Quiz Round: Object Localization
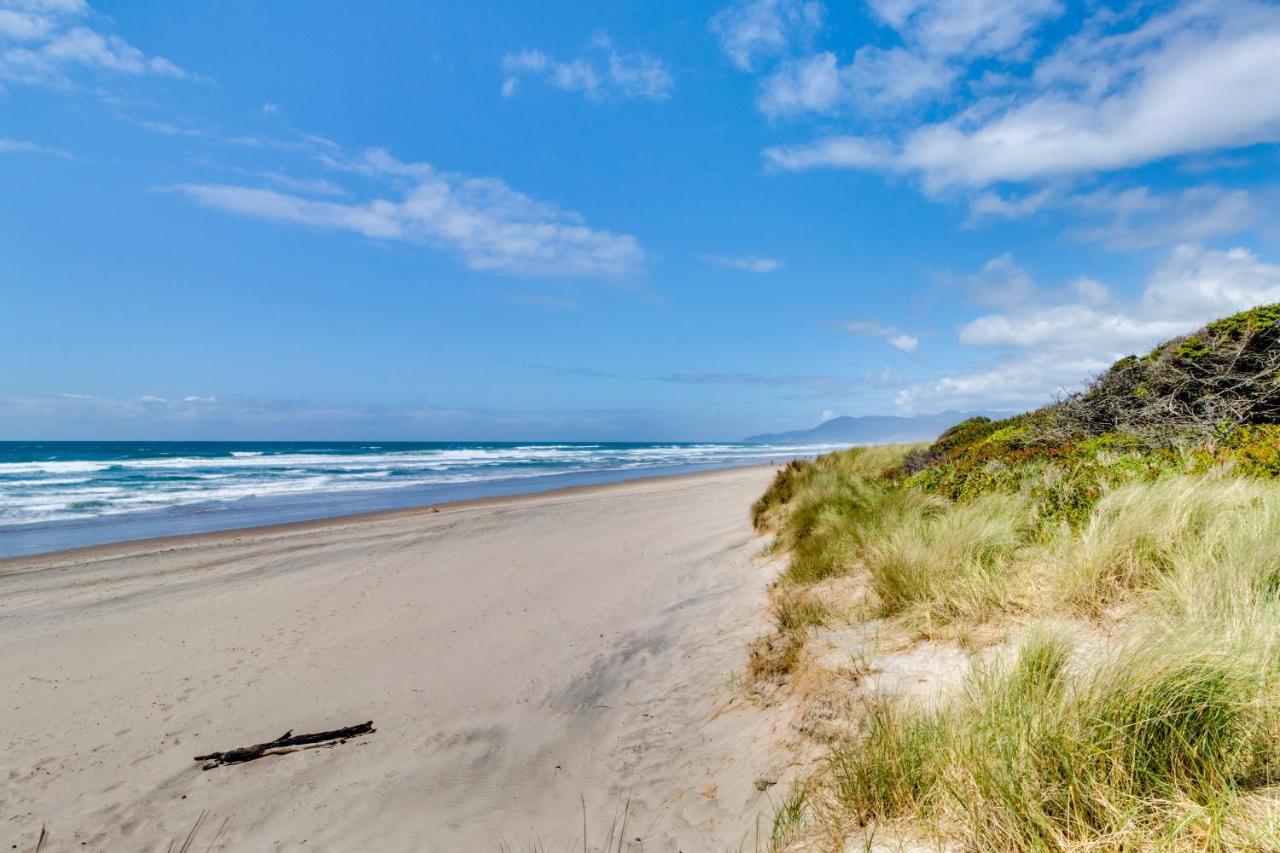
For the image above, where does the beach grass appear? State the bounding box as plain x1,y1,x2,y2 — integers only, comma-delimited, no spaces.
756,447,1280,847
750,304,1280,850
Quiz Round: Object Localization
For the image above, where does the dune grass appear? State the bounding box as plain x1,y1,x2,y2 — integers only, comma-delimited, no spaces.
750,446,930,681
754,307,1280,848
756,444,1280,846
832,626,1280,850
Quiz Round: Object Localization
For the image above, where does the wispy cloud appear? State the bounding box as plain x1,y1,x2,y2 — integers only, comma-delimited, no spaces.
757,47,952,118
654,370,901,401
501,33,673,102
969,183,1275,250
1063,185,1272,250
710,0,824,71
699,253,782,273
0,0,193,88
0,135,71,157
533,365,893,399
263,170,348,197
0,392,722,441
843,320,920,353
171,146,644,277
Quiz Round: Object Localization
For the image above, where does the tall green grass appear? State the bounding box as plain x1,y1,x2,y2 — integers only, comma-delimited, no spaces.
1052,476,1279,615
758,443,1280,848
833,630,1280,850
864,492,1027,629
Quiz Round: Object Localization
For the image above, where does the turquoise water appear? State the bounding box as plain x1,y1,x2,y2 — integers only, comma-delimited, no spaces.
0,440,839,558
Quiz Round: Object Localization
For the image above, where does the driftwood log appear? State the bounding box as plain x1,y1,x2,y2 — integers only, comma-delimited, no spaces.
194,721,375,770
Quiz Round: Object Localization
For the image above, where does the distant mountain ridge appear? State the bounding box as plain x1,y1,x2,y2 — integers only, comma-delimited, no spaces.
744,411,1000,445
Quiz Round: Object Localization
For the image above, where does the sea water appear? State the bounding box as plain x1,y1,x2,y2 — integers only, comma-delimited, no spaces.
0,440,840,558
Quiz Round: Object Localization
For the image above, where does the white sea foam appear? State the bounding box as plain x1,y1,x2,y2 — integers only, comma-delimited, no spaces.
0,442,848,529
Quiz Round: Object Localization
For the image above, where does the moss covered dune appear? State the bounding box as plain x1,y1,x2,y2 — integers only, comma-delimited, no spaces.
753,305,1280,851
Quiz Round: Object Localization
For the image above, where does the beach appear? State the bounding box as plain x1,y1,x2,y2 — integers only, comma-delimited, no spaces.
1,465,789,851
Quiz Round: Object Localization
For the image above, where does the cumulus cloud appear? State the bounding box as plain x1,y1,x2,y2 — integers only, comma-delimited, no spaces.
501,33,672,102
171,147,644,278
700,253,782,273
0,0,191,87
710,0,824,71
763,1,1280,191
844,320,920,353
896,245,1280,412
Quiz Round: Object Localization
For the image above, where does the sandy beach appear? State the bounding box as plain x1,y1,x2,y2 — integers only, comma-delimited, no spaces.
1,465,790,852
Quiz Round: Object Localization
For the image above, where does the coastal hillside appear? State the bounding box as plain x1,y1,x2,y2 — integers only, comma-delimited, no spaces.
751,305,1280,851
743,411,996,445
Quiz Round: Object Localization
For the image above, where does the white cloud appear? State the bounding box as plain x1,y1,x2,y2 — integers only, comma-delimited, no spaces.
261,102,279,114
500,34,672,102
1066,185,1269,250
765,134,893,170
133,118,204,137
764,1,1280,191
739,0,1056,119
964,252,1038,307
757,46,953,118
172,147,644,278
263,170,348,197
896,245,1280,412
888,334,919,353
700,253,782,273
867,0,1061,59
0,1,190,87
0,135,70,157
969,182,1274,250
1143,244,1280,318
710,0,824,71
968,187,1055,220
844,319,920,353
757,52,840,115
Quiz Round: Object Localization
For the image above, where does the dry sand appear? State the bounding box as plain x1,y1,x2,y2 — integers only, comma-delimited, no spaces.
1,466,794,852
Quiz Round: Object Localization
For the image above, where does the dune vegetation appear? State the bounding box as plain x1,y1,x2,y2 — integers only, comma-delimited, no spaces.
753,305,1280,850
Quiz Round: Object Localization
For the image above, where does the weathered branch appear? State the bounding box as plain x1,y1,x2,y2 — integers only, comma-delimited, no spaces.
194,721,375,770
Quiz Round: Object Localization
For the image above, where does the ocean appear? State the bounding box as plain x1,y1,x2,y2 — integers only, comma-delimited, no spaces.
0,440,841,559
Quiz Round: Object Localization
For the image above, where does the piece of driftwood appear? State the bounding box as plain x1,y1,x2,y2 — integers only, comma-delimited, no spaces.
194,721,374,770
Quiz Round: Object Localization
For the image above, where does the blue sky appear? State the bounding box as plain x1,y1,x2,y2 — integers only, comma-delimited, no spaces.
3,0,1280,440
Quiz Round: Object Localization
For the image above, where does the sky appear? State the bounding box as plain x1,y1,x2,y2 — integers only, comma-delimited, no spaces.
3,0,1280,441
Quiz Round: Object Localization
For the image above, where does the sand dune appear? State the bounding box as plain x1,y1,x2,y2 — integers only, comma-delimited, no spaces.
1,466,792,852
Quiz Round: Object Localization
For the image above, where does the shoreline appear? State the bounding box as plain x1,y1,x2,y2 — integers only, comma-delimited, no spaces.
0,463,788,850
0,460,778,569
